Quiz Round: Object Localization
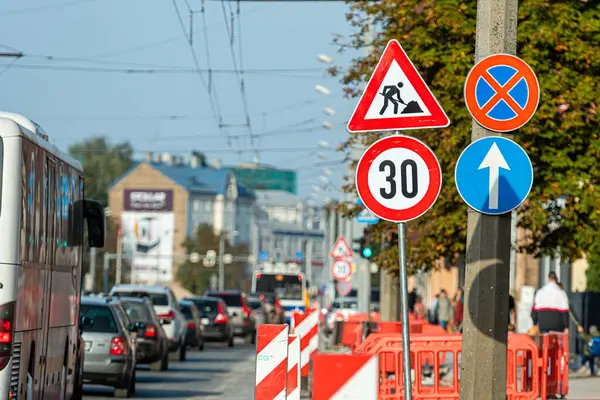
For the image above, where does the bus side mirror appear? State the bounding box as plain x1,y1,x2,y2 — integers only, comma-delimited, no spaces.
84,200,105,248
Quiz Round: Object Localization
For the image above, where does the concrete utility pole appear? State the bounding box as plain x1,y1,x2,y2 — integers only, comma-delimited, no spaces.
460,0,518,399
218,234,226,291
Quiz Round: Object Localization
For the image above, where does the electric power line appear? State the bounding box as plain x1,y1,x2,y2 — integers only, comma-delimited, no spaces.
1,0,97,16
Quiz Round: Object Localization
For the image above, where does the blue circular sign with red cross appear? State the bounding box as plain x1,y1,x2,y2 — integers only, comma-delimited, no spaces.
464,54,540,133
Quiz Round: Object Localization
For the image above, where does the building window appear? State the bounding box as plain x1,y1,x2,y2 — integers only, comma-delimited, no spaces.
193,199,201,211
204,200,212,212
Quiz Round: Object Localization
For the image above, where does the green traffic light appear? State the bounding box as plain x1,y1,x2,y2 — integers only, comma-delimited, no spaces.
362,247,373,258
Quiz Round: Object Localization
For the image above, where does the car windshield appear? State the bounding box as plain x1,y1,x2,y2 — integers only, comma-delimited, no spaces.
80,304,118,333
189,299,219,318
121,301,153,322
209,293,242,307
113,291,169,306
248,299,262,310
331,300,358,310
180,304,194,319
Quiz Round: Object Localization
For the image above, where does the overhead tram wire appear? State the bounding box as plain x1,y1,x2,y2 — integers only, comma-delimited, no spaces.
220,0,257,161
71,146,334,155
34,98,320,121
81,5,263,59
1,0,98,16
170,0,225,133
0,62,324,76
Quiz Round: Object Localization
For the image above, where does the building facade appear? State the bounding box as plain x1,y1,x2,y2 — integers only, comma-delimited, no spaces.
108,153,255,284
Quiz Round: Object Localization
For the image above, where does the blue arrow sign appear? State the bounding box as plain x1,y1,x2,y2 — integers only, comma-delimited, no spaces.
455,136,533,215
258,251,269,262
356,199,379,224
296,251,304,260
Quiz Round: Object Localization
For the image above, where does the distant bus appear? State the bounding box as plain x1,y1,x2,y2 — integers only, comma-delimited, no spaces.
251,271,306,324
0,113,105,400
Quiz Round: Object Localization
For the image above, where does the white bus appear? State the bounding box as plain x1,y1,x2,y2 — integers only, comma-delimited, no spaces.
251,263,307,325
0,113,105,400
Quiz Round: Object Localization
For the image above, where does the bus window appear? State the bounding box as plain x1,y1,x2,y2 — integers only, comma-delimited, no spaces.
255,274,303,300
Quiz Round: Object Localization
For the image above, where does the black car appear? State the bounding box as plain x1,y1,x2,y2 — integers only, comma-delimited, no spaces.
184,296,234,347
117,296,170,371
204,290,256,342
179,300,205,350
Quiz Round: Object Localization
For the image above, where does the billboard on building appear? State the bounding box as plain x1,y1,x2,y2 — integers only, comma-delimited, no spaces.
121,189,174,283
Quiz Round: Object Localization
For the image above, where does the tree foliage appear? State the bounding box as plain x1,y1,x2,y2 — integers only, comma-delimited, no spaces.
69,136,134,206
335,0,600,275
586,235,600,293
177,225,249,294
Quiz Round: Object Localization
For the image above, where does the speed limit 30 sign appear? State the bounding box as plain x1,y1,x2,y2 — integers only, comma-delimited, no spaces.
356,135,442,223
331,258,352,281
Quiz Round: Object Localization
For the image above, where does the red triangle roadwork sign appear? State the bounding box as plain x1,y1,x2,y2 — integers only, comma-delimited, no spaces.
329,236,353,259
347,39,450,133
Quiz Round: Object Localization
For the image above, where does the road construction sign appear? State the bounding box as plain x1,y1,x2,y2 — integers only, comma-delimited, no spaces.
347,39,450,133
329,236,353,259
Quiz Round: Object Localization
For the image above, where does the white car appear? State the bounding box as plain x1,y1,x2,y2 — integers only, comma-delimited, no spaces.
110,284,188,361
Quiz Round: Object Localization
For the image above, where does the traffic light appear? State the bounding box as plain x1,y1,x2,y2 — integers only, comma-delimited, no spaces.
359,228,373,259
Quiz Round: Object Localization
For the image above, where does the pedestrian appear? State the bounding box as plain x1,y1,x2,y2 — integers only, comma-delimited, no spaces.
453,288,464,333
576,325,600,376
531,272,570,334
430,293,440,324
508,294,516,332
408,288,417,313
414,295,426,320
436,289,453,331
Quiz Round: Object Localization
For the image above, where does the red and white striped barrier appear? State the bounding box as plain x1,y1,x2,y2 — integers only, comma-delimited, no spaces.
286,334,301,400
292,308,319,376
311,353,379,400
255,324,289,400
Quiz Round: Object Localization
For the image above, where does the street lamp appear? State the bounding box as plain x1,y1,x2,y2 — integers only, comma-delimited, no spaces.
322,121,333,129
317,54,333,64
219,230,239,290
324,107,336,116
317,140,329,148
314,85,330,95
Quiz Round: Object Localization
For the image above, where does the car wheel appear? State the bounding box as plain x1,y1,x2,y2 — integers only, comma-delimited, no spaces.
130,371,136,396
179,339,186,361
160,350,169,371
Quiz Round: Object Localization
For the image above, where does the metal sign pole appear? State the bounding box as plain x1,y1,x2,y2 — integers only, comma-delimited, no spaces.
398,222,413,399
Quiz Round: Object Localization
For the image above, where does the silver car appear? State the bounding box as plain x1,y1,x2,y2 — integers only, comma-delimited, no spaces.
80,296,140,398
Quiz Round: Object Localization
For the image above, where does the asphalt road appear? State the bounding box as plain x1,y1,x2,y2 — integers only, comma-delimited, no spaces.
83,339,256,400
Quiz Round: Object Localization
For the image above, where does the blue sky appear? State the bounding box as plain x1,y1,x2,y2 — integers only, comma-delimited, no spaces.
0,0,361,199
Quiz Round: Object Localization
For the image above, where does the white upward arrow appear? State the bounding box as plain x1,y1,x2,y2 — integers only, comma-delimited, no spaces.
478,142,510,210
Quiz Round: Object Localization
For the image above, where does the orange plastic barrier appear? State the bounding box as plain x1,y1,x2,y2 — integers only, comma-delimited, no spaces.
539,333,569,399
353,333,547,400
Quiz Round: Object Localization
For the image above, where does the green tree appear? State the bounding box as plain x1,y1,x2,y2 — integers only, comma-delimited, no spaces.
177,225,249,294
335,0,600,275
69,136,134,206
586,236,600,292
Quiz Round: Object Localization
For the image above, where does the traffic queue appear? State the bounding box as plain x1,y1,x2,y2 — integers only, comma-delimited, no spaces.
77,284,283,398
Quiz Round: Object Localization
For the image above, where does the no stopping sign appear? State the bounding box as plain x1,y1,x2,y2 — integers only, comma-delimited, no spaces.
356,135,442,223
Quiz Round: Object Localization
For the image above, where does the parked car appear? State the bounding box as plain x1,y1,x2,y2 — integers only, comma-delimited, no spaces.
110,284,188,361
179,300,205,350
247,295,268,326
184,296,234,347
254,292,284,324
204,290,256,343
116,296,170,371
79,296,140,398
